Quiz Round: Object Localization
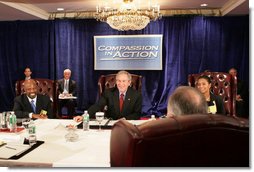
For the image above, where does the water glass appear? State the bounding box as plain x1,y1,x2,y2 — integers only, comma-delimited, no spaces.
65,127,79,142
22,118,31,129
0,113,3,129
95,112,104,131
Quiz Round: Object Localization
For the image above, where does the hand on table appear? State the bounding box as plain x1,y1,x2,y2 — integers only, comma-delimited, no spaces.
73,116,83,122
32,114,48,119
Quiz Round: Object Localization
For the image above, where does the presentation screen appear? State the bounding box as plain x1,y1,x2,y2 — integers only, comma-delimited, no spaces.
94,35,163,70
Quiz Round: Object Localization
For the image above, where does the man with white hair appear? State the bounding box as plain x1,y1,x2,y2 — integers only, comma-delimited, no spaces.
57,69,77,118
167,86,208,117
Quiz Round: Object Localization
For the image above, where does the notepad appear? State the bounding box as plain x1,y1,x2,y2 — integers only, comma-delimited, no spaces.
58,94,77,99
208,101,217,114
0,144,30,159
0,140,6,146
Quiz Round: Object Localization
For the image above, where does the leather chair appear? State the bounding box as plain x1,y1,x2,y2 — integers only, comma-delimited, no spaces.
188,72,237,116
55,81,77,119
110,114,249,167
15,78,57,118
97,73,142,97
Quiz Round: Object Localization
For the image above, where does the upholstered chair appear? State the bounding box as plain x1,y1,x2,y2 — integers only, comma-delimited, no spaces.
97,73,142,97
110,114,249,167
188,72,237,116
15,78,57,118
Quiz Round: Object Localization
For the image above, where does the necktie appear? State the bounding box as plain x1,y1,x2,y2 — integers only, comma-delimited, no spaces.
64,80,68,92
31,100,36,113
119,94,124,112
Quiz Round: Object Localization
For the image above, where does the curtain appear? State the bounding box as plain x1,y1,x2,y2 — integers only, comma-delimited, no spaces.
0,16,249,116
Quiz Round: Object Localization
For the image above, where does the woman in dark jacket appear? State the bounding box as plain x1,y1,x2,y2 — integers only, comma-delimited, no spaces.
196,75,225,115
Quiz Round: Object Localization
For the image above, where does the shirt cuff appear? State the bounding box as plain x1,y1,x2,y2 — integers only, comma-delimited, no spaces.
29,113,33,118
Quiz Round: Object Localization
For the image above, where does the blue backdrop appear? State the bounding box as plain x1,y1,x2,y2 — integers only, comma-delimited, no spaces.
0,16,249,117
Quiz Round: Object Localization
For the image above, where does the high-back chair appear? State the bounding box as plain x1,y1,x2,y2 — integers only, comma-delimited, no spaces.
97,73,142,97
110,114,249,167
188,72,237,116
15,78,57,118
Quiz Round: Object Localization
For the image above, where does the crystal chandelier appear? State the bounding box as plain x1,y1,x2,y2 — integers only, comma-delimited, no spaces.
94,0,161,31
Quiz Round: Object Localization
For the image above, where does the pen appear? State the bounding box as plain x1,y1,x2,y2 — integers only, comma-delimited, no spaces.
105,118,112,126
0,143,6,147
5,146,16,150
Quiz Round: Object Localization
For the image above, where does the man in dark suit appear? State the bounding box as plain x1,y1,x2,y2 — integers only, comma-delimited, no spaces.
57,68,77,117
228,68,248,118
24,67,32,80
74,71,142,121
13,79,53,119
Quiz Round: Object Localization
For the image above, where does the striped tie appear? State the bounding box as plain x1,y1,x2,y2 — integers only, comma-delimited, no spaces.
31,100,36,113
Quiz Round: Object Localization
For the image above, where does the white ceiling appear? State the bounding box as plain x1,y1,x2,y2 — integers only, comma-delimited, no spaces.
0,0,249,21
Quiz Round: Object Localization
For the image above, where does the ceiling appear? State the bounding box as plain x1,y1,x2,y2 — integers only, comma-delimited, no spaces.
0,0,249,21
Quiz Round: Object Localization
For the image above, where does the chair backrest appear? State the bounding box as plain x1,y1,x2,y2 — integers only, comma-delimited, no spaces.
15,78,57,117
110,114,249,167
188,72,237,116
97,74,142,97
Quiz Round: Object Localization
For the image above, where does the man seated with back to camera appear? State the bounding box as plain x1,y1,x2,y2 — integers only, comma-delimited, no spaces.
13,79,53,119
74,70,142,121
166,86,208,117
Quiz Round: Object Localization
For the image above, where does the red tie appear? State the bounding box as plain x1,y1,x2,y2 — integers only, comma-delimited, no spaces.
119,93,124,112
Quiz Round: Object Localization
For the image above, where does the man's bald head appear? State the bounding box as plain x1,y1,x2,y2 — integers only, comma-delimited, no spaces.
167,86,207,116
24,79,38,99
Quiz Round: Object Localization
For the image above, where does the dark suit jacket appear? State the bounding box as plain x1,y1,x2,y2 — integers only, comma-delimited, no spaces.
208,93,226,115
88,87,142,120
57,79,77,96
237,79,247,101
13,94,53,118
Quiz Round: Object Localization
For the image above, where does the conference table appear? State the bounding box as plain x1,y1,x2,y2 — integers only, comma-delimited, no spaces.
0,118,147,167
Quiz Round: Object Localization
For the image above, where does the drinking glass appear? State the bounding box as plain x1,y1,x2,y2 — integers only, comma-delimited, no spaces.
5,111,11,129
0,113,3,129
95,112,104,131
65,127,79,142
22,118,31,129
0,112,8,129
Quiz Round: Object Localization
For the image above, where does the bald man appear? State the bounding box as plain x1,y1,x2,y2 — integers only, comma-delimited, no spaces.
167,86,208,117
13,79,53,119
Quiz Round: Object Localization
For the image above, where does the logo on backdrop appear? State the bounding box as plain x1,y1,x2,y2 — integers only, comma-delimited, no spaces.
94,35,163,70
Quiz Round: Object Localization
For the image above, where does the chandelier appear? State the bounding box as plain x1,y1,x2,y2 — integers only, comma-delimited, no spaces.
94,0,161,31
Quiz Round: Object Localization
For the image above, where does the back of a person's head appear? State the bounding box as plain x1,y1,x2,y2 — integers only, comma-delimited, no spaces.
167,86,207,115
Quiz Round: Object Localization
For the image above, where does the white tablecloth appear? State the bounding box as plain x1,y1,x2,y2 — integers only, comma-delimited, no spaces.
0,119,111,167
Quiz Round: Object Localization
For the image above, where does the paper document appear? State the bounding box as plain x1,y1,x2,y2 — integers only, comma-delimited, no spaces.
58,94,77,99
0,144,30,159
102,120,148,126
89,119,110,126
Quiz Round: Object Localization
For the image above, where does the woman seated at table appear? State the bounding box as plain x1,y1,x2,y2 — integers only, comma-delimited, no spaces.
196,75,225,115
